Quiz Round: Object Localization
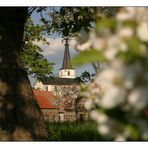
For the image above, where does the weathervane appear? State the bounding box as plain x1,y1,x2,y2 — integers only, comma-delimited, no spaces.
62,36,70,47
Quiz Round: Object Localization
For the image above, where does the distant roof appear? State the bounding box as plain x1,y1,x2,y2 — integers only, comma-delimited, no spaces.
41,77,78,85
33,89,58,109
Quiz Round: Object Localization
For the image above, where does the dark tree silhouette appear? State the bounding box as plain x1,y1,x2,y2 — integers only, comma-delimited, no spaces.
0,7,47,141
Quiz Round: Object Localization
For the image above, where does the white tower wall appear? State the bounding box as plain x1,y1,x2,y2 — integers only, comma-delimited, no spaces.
59,69,75,78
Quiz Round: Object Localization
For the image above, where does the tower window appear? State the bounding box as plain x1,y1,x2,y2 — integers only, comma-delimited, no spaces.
68,71,70,76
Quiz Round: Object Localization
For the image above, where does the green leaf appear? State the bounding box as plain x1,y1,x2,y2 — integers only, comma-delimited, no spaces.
125,124,140,140
96,18,116,33
122,20,137,28
117,37,141,63
71,49,107,66
21,17,54,79
127,37,140,53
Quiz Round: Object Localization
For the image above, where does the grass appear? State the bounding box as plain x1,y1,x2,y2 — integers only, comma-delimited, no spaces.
46,121,104,141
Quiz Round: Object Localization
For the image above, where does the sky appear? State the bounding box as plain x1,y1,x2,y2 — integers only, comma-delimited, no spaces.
34,37,94,76
29,8,95,86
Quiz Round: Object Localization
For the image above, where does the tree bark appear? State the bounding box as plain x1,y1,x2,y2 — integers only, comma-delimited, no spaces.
0,7,47,141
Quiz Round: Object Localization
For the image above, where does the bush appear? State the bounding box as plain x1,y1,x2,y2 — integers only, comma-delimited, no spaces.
46,121,104,141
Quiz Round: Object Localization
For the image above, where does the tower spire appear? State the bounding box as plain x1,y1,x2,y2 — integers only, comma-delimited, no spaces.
61,38,73,69
59,38,75,79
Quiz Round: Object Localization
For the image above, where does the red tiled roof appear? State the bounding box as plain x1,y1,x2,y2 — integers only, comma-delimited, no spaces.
33,89,56,99
33,89,59,109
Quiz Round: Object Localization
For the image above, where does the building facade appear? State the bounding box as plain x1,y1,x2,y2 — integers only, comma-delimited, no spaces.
34,39,76,92
34,39,88,122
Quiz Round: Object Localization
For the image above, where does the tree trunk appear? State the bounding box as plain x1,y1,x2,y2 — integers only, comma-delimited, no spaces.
0,7,47,141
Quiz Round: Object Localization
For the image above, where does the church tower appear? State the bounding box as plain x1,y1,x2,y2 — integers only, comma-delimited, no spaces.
59,39,75,79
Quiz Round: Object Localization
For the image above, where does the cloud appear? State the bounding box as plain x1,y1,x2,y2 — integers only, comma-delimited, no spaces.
33,37,94,77
34,37,77,57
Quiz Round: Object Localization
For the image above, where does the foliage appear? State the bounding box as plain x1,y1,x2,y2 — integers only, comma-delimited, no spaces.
20,18,54,80
21,7,119,79
75,71,95,83
73,7,148,141
54,84,79,110
48,7,97,38
46,121,103,141
42,7,119,39
71,49,107,66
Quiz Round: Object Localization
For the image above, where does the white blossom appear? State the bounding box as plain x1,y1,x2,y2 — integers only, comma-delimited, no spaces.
80,91,91,98
123,62,142,89
128,86,148,110
90,110,99,121
89,82,100,95
116,7,136,21
107,36,119,47
137,22,148,41
95,69,117,84
100,86,126,109
95,64,123,87
92,38,106,49
77,7,148,140
119,41,128,52
111,59,124,70
104,48,118,60
90,110,108,123
97,124,111,135
118,27,134,38
84,99,93,110
123,80,133,90
75,41,91,51
115,135,126,141
136,7,148,22
89,31,106,49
